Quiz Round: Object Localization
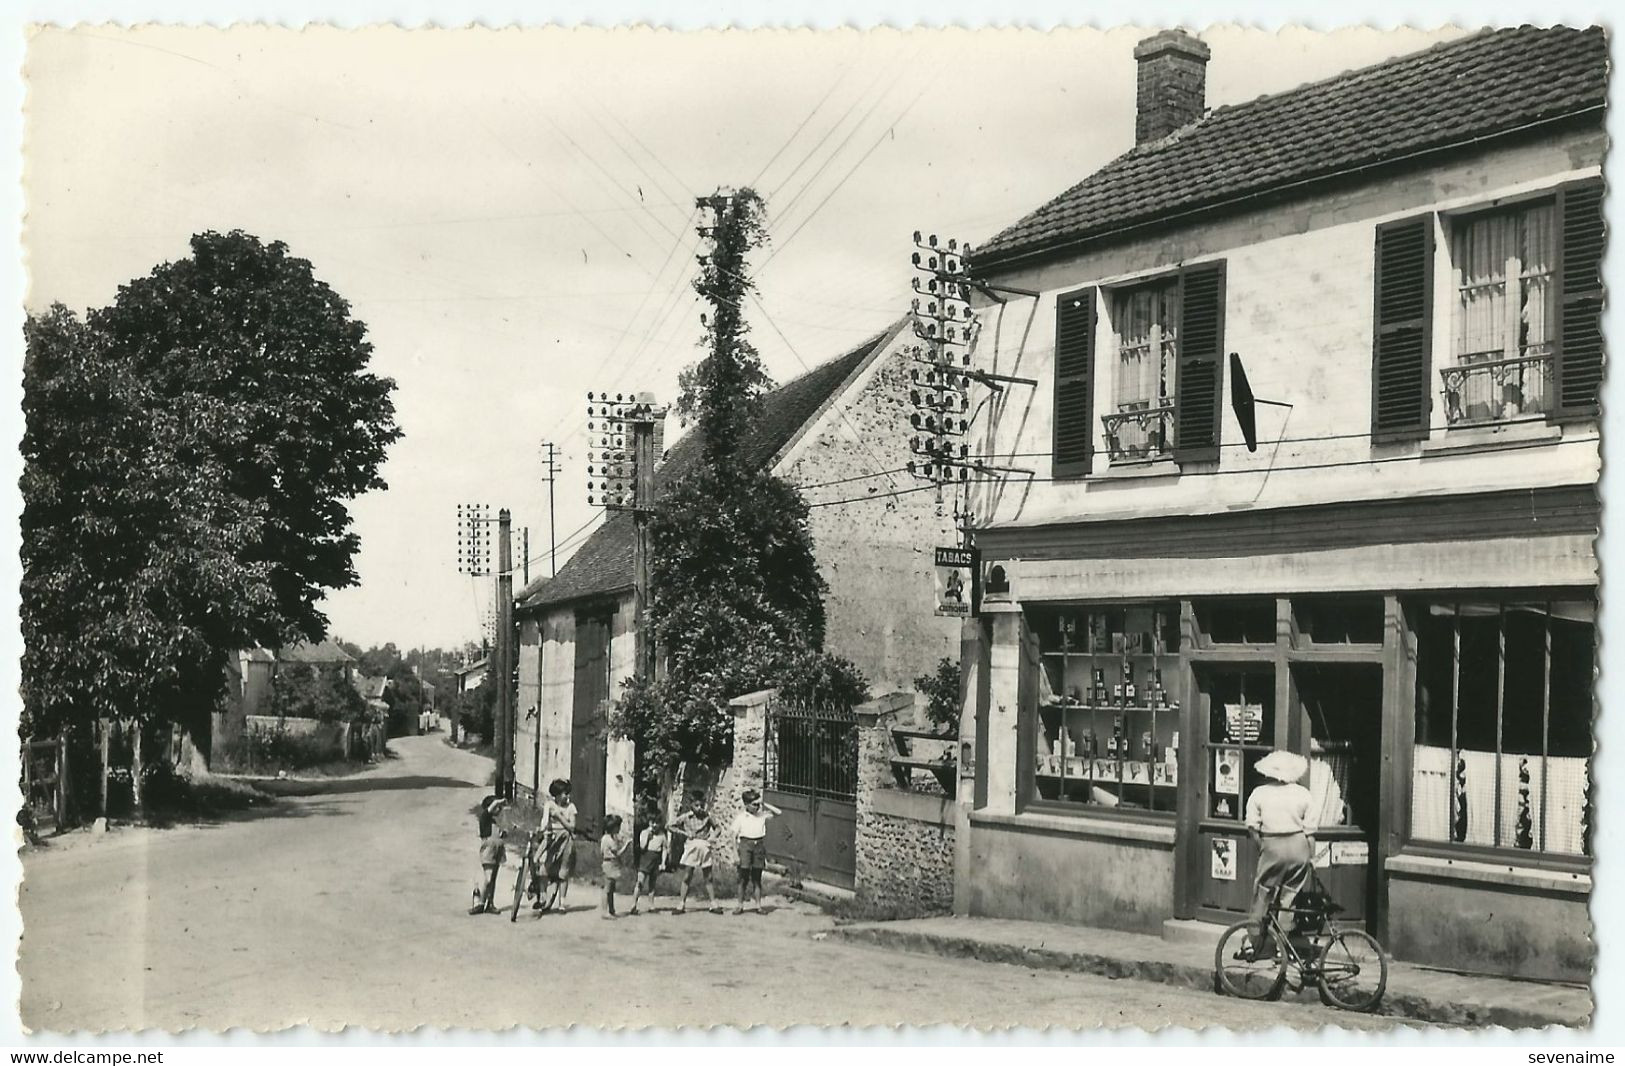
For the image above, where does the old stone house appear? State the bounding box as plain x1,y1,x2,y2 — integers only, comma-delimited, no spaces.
954,26,1603,981
511,318,959,837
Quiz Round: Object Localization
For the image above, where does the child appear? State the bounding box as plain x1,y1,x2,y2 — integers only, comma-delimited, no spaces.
599,815,629,918
673,792,720,914
732,788,782,914
628,815,669,916
537,778,579,913
468,794,507,915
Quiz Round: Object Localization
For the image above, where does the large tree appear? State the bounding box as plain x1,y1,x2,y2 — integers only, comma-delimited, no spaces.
20,231,400,749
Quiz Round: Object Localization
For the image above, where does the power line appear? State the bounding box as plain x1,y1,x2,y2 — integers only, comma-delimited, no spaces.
750,55,862,189
807,482,939,509
768,57,919,240
763,74,935,271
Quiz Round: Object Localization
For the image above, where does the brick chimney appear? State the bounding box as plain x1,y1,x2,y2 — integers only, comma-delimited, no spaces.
1134,29,1211,144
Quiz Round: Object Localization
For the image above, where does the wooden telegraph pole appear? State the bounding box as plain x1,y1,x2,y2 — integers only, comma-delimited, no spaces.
586,392,663,679
496,509,515,798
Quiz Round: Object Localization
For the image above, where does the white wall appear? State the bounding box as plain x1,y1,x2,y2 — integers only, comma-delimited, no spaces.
970,128,1605,537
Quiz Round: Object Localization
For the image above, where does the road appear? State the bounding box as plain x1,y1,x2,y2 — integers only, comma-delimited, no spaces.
19,734,1404,1033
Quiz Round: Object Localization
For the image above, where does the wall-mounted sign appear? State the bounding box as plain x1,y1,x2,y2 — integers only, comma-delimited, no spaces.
1329,840,1369,866
934,546,979,617
1210,837,1238,881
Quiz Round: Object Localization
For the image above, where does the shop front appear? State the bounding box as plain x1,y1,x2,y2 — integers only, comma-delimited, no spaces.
963,488,1596,982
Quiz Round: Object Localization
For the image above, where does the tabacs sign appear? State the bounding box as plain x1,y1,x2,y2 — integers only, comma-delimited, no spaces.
934,546,979,618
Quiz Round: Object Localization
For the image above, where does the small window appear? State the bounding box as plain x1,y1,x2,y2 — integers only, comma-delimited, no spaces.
1442,202,1557,427
1104,280,1179,462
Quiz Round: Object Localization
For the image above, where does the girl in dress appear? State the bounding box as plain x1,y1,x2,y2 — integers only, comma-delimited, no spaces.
536,778,578,913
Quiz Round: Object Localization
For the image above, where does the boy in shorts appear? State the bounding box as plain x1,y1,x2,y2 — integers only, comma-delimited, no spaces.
731,788,781,914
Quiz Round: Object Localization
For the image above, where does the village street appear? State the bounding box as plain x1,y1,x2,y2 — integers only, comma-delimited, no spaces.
17,734,1405,1034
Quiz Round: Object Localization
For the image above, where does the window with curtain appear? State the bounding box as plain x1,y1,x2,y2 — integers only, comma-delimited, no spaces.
1444,202,1556,426
1411,600,1594,857
1104,280,1179,461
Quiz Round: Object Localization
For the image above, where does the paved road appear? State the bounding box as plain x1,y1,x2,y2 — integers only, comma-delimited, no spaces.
19,735,1403,1033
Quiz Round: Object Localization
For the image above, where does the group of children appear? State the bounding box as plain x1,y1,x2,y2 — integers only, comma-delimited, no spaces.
474,781,783,919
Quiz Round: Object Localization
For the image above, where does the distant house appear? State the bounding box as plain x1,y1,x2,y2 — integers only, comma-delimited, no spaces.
512,319,959,833
453,658,488,695
207,639,358,770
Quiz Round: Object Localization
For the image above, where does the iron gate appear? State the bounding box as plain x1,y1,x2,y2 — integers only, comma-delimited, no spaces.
763,699,857,889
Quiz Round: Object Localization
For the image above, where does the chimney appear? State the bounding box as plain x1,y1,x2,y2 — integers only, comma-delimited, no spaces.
1134,29,1211,145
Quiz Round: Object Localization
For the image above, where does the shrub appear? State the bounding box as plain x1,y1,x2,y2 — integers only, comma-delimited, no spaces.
914,657,961,735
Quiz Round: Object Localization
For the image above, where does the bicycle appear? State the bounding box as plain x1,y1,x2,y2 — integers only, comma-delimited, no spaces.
1214,873,1389,1012
508,826,544,923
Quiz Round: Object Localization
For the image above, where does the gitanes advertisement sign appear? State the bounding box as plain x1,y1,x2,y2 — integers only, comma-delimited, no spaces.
933,546,979,618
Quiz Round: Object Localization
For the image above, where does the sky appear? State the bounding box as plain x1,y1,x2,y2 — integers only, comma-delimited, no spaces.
22,23,1470,650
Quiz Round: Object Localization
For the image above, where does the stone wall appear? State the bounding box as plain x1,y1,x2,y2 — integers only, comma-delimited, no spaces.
853,692,956,916
774,331,959,696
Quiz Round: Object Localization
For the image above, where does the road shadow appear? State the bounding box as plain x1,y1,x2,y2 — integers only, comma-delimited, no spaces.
253,774,480,798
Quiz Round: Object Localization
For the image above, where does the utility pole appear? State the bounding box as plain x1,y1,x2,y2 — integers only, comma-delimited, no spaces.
496,509,515,798
521,526,530,587
539,441,561,576
586,391,664,680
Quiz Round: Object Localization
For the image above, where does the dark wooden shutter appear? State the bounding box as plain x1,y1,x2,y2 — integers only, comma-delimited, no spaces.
1554,180,1605,419
1174,261,1226,463
1370,214,1434,442
1052,287,1096,479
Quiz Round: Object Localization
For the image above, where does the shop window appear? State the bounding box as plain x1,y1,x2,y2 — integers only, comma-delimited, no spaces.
1293,596,1384,646
1194,598,1277,645
1201,668,1275,823
1410,600,1594,857
1031,604,1182,814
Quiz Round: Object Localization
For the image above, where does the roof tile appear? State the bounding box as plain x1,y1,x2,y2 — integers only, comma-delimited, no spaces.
975,26,1607,268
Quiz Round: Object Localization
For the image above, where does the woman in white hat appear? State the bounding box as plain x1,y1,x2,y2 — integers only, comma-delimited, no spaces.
1244,750,1316,957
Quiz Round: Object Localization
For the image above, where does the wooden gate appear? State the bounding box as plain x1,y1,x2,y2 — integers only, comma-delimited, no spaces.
763,699,857,889
21,738,67,836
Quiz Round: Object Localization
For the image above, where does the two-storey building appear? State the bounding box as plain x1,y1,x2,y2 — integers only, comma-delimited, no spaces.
956,26,1604,982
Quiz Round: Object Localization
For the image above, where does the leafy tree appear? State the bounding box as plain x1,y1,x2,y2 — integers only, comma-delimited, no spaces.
20,231,400,758
358,642,402,679
88,230,400,644
20,305,275,744
267,663,368,724
611,188,865,786
383,663,425,735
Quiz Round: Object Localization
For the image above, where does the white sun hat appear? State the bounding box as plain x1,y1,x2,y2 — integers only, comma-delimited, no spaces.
1255,750,1309,783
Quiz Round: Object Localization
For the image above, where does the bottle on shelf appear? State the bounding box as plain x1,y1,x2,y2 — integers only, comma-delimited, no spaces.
1123,659,1137,707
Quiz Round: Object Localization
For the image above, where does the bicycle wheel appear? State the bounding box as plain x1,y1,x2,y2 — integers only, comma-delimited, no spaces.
1316,929,1388,1012
1215,919,1286,1001
509,851,531,923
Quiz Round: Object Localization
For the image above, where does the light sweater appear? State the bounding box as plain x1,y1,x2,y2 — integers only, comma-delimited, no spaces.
1245,782,1316,835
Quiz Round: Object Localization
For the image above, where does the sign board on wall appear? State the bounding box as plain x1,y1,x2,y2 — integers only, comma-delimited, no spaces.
934,546,979,617
1210,837,1238,881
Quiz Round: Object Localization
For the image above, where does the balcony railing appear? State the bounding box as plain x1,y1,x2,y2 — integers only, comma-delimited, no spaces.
1440,352,1553,428
1102,403,1176,463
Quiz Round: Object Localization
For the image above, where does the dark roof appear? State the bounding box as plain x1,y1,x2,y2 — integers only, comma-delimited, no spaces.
974,26,1608,269
519,326,894,612
272,639,355,665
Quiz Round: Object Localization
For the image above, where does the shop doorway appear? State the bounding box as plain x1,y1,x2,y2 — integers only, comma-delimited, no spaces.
1189,663,1279,924
1293,662,1383,926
